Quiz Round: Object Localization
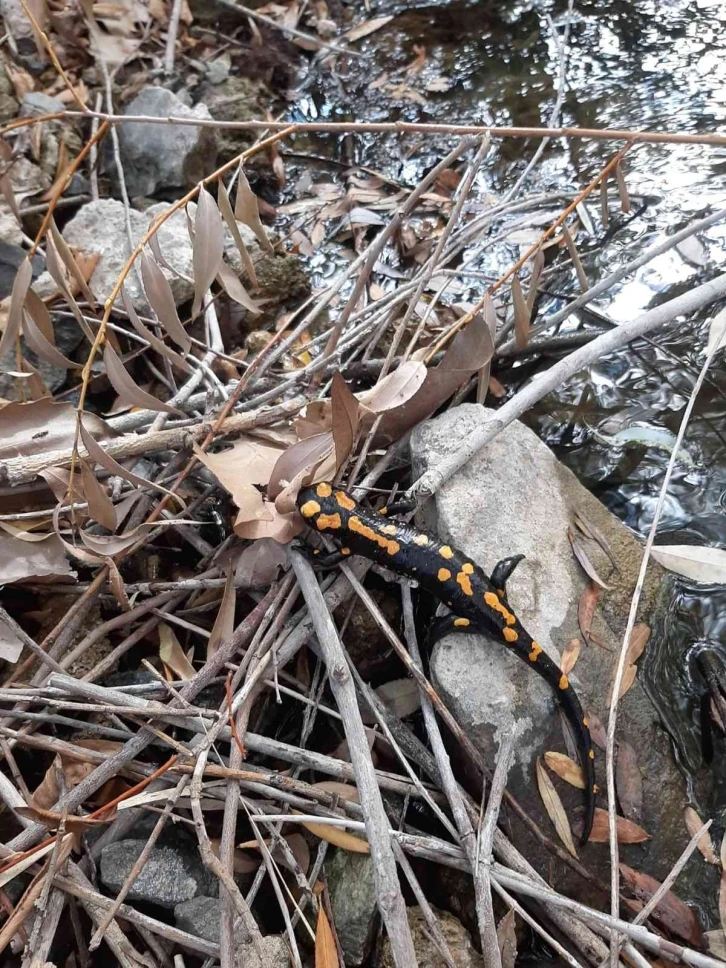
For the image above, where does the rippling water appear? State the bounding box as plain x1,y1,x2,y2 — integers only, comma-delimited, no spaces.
293,0,726,809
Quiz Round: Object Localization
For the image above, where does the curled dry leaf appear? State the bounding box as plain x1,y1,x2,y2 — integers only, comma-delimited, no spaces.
615,740,643,823
78,457,116,531
0,257,32,357
159,623,195,680
234,166,273,253
217,177,258,287
122,287,191,373
232,538,288,588
585,808,649,844
543,751,585,789
268,432,335,504
684,806,717,864
0,399,111,461
536,756,577,858
24,287,55,343
207,565,235,658
561,638,581,675
103,343,180,415
140,251,191,353
23,310,76,369
650,545,726,585
569,529,611,589
79,528,146,557
191,186,225,319
620,863,703,947
0,530,76,584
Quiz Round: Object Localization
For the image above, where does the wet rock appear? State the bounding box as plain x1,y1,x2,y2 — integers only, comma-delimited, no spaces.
33,198,264,313
254,255,311,307
175,896,220,944
100,839,217,908
410,404,687,898
379,905,483,968
325,849,377,965
117,86,217,197
199,75,268,161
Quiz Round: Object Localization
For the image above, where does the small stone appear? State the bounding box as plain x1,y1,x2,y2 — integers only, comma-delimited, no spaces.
326,849,377,966
100,840,217,908
379,905,483,968
175,896,220,944
205,54,231,86
117,86,218,197
20,91,66,116
0,63,18,124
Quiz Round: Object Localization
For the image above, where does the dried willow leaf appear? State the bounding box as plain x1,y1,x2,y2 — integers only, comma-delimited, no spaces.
79,457,116,530
561,639,581,676
526,249,545,313
569,530,611,589
122,287,191,372
544,751,585,789
159,622,195,679
315,903,338,968
49,218,95,307
578,582,599,643
650,544,726,584
561,224,588,291
0,529,76,583
607,664,637,707
191,187,225,319
234,166,273,253
299,782,369,853
684,807,717,864
103,343,180,414
625,624,650,666
511,275,530,350
107,557,131,611
331,372,360,467
620,864,702,946
0,257,32,357
496,909,517,968
44,237,95,343
207,565,235,659
600,174,609,228
217,261,262,314
586,808,649,844
78,529,141,557
615,162,631,214
615,740,643,823
140,251,190,352
14,805,111,832
24,287,54,343
22,310,76,368
218,177,258,287
536,757,577,857
268,433,334,502
342,14,393,41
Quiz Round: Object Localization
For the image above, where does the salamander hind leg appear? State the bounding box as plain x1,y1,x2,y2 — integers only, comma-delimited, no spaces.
426,614,479,650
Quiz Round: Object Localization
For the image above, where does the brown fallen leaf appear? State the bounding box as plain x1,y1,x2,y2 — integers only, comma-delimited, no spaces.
342,15,393,42
684,807,717,864
14,805,113,832
511,275,530,349
496,909,517,968
561,638,581,676
159,623,195,680
585,808,649,844
331,372,360,467
607,663,638,707
544,751,585,790
625,623,650,666
207,565,235,659
32,740,123,810
620,864,703,947
615,741,643,823
315,898,339,968
298,782,369,853
103,344,180,415
536,757,577,858
569,529,611,589
578,582,599,644
586,712,608,750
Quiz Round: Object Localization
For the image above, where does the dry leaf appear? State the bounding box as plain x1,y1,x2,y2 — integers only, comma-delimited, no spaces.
0,614,24,663
268,433,335,503
22,309,76,369
577,583,599,644
140,251,191,352
195,436,284,508
536,757,577,857
625,624,650,665
496,909,517,968
569,529,611,589
544,751,585,789
234,166,273,253
0,530,75,584
122,287,191,372
233,538,288,588
49,219,95,307
0,257,32,357
342,15,393,41
103,343,180,414
684,807,717,864
650,545,726,584
562,224,588,291
159,623,195,679
620,864,702,946
300,782,369,853
234,501,301,543
14,805,112,832
0,400,110,462
217,178,258,287
586,712,607,750
561,639,581,676
315,902,339,968
511,275,530,349
607,664,638,707
331,372,360,466
615,162,631,214
584,808,649,843
373,679,420,720
79,457,116,530
32,740,122,810
207,565,235,658
616,741,643,823
191,187,224,318
217,261,262,314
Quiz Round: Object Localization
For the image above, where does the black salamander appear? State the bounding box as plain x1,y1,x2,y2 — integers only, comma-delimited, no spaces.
296,481,596,845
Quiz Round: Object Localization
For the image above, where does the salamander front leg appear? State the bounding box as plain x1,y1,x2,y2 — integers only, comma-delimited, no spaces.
491,554,525,600
426,614,481,649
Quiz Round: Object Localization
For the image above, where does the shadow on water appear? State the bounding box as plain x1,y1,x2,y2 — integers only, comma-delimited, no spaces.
292,0,726,839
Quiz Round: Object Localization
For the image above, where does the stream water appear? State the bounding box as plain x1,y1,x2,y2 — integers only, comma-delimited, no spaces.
291,0,726,881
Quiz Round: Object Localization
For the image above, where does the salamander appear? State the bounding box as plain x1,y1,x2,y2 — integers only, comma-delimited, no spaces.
296,480,596,845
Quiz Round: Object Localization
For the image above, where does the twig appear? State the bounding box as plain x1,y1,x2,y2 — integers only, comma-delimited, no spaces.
164,0,185,74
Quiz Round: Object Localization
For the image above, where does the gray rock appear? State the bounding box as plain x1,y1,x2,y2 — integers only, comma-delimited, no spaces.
1,0,38,47
20,91,66,116
0,63,18,124
32,198,262,313
410,404,690,899
175,896,220,944
118,86,217,197
100,839,217,908
235,936,291,967
325,849,377,966
380,905,483,968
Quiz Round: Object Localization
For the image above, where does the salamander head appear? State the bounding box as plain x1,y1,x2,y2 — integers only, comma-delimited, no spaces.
296,482,357,532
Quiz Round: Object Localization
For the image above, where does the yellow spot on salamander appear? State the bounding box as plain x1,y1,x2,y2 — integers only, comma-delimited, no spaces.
592,784,599,794
381,523,398,535
334,490,356,511
454,618,470,627
316,482,332,498
379,506,388,516
341,547,351,555
413,533,429,546
503,627,518,643
300,500,321,518
588,749,595,759
461,562,474,574
456,571,473,596
559,674,569,690
528,641,542,662
440,545,454,559
583,716,589,728
483,590,516,625
348,515,400,556
317,513,342,531
438,568,451,582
